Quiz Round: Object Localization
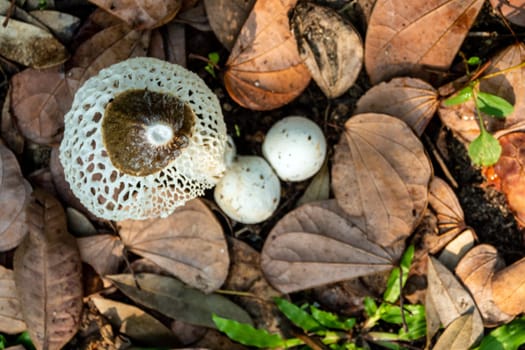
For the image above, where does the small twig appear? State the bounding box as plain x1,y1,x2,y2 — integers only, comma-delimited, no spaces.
422,134,459,188
2,0,16,27
121,246,141,289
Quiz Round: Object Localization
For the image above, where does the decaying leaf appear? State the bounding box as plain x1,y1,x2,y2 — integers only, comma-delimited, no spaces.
332,113,432,246
0,266,26,334
365,0,484,84
10,67,75,145
490,0,525,27
425,256,483,344
1,86,25,155
13,189,83,350
0,142,30,252
77,234,125,277
224,0,311,110
354,77,439,136
296,158,330,207
107,273,253,328
118,199,229,293
438,229,475,270
66,207,97,236
432,313,481,350
492,255,525,316
204,0,256,51
292,2,363,99
261,200,395,293
455,244,513,326
89,0,182,29
29,10,81,44
428,177,465,236
91,296,179,346
0,15,69,68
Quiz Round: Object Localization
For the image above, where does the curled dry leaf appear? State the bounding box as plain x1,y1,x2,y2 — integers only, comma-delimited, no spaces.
224,0,311,111
261,200,395,294
107,273,253,328
365,0,484,84
490,0,525,27
13,189,83,350
89,0,182,29
492,255,525,316
332,113,432,246
291,2,363,99
0,266,26,334
77,234,125,277
0,142,31,252
438,228,475,270
10,67,75,145
0,16,69,68
118,199,229,293
204,0,256,51
455,244,513,326
91,296,179,346
354,77,439,136
425,256,483,345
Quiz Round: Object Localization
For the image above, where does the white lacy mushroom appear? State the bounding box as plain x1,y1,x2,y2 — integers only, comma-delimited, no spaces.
214,155,280,224
262,116,327,181
59,57,227,221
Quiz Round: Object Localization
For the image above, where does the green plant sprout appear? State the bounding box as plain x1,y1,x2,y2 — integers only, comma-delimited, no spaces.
204,52,220,78
443,56,518,166
213,245,425,349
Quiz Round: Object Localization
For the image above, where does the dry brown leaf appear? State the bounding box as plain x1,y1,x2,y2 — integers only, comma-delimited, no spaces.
432,313,481,350
91,296,179,346
204,0,255,51
89,0,182,29
296,159,330,207
428,177,465,235
438,229,475,270
29,10,81,44
0,142,30,252
490,0,525,26
455,244,513,326
332,113,432,246
77,234,125,277
425,256,483,344
10,67,75,145
354,77,439,136
292,2,363,99
66,207,97,236
13,189,83,350
118,199,229,293
0,16,69,68
365,0,484,84
492,255,525,315
261,200,395,293
224,0,311,111
0,266,26,334
1,86,24,155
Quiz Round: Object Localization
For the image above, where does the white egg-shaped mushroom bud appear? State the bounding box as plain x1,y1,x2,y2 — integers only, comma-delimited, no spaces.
262,116,327,182
59,57,227,221
214,156,280,224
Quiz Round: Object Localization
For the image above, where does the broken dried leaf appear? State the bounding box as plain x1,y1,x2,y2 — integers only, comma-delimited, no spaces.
0,266,26,334
224,0,311,110
261,200,395,293
354,77,439,136
492,255,525,316
77,234,125,277
332,113,432,246
89,0,182,29
0,15,69,68
292,2,363,99
91,296,179,346
13,189,83,350
204,0,255,51
118,199,229,293
365,0,484,84
455,244,513,326
108,273,253,328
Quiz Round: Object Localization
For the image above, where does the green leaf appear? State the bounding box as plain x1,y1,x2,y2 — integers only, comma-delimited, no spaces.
274,298,321,332
467,56,481,65
204,65,216,78
208,52,220,65
444,86,473,106
212,314,286,348
364,297,378,317
397,305,426,341
384,245,415,303
477,316,525,350
310,305,356,331
16,331,36,350
476,92,514,118
468,131,502,166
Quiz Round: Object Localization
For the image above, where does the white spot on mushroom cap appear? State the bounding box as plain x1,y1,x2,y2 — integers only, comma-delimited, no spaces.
262,116,327,182
59,57,227,221
214,155,280,224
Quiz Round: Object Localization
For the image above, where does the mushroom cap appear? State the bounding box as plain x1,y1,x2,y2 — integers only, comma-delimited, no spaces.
262,116,327,182
214,155,280,224
59,57,227,221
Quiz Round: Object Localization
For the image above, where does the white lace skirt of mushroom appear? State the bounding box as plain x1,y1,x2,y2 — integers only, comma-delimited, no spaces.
59,57,228,221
